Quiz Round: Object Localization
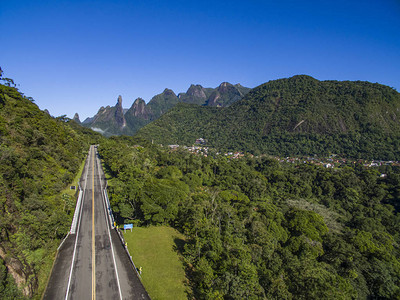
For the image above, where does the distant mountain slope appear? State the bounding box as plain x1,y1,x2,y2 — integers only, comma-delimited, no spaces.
82,82,250,135
0,81,101,298
136,75,400,159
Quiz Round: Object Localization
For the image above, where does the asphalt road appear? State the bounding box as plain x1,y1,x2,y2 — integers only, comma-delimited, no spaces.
43,145,150,300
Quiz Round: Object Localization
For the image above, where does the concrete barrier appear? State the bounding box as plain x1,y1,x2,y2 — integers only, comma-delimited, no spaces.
69,186,83,234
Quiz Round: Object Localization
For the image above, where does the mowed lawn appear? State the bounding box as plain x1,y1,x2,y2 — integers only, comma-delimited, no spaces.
123,226,190,300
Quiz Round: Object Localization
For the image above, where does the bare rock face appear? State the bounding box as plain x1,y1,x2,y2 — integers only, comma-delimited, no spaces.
162,88,176,98
206,91,221,106
0,246,37,297
206,82,244,107
73,113,81,124
130,98,149,118
115,95,126,128
217,82,233,93
186,84,207,99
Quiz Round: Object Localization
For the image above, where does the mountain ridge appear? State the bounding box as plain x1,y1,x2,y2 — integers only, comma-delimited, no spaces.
81,82,250,136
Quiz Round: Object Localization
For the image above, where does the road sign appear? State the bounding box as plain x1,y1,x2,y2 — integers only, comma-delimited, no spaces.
124,224,133,232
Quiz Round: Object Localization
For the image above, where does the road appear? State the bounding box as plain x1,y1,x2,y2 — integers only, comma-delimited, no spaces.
43,145,150,300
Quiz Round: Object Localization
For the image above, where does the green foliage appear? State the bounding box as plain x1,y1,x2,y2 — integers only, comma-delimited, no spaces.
99,136,400,299
137,75,400,160
286,209,329,242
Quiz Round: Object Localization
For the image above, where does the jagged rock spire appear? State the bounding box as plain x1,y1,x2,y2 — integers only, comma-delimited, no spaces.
115,95,126,128
73,113,81,124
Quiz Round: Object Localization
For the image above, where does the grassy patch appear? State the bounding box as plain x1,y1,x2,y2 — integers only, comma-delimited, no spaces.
61,158,86,198
123,226,190,300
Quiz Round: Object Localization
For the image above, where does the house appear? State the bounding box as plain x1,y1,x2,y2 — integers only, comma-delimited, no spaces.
195,138,207,145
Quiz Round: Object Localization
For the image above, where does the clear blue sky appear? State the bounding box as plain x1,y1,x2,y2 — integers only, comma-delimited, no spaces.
1,0,400,120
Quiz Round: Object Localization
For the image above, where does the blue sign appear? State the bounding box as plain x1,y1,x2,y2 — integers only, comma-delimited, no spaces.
124,224,133,230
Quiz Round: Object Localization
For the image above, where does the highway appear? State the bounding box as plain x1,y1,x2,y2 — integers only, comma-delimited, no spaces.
43,145,149,300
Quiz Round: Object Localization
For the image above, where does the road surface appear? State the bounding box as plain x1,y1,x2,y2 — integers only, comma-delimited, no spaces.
43,145,150,300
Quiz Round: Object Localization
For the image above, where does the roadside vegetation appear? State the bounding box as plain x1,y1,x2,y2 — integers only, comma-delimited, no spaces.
124,226,189,300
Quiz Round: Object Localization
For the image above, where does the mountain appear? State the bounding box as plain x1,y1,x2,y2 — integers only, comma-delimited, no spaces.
0,80,102,298
83,95,131,137
136,75,400,160
82,82,250,135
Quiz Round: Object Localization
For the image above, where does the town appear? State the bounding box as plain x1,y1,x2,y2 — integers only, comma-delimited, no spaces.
168,139,400,170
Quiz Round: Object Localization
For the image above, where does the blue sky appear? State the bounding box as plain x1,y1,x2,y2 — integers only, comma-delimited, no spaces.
1,0,400,120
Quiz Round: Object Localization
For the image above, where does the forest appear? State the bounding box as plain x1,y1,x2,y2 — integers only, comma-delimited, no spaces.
98,136,400,299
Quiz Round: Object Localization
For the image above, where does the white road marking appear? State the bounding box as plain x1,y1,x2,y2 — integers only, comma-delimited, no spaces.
65,146,92,300
95,148,123,300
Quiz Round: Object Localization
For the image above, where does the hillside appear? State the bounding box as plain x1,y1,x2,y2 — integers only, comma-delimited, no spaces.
136,75,400,159
0,80,102,298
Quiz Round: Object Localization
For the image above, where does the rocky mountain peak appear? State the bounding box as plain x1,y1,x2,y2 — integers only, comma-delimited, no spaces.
128,98,148,118
114,95,126,128
186,84,206,99
73,113,81,123
217,82,235,93
117,95,123,107
133,97,146,105
163,88,176,97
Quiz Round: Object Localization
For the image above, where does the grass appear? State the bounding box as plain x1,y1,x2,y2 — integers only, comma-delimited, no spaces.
61,158,86,198
123,226,190,300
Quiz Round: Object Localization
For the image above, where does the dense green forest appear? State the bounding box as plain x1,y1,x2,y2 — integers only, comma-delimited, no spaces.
99,136,400,299
136,76,400,160
0,78,102,298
